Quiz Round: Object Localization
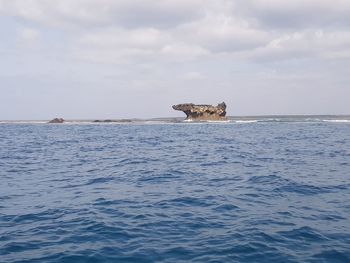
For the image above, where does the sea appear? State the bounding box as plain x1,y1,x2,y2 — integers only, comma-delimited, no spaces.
1,116,349,263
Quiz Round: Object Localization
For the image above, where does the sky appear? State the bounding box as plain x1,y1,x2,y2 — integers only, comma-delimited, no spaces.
0,0,350,119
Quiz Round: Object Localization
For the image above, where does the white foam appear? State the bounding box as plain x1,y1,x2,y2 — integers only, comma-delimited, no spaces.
234,120,258,124
323,119,350,123
205,120,231,123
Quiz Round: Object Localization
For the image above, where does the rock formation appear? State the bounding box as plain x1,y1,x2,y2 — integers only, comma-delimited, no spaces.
93,120,113,123
172,102,227,121
48,118,65,123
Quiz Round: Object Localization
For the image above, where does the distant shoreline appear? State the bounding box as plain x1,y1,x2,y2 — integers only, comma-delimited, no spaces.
1,115,350,124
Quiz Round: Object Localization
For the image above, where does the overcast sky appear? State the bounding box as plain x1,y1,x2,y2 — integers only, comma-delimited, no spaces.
1,0,350,119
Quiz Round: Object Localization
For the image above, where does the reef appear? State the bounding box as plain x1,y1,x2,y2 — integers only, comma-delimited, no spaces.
93,120,113,123
172,102,227,121
48,118,65,123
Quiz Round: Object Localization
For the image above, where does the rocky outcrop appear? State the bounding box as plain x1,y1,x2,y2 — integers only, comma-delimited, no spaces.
93,120,113,123
172,102,227,121
48,118,64,123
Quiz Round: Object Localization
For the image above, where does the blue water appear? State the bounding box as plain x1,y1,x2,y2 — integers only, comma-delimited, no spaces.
1,121,350,262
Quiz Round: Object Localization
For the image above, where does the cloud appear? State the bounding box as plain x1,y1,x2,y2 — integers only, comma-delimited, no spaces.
16,27,40,48
242,0,350,28
181,71,206,80
74,26,209,63
18,27,39,41
0,0,203,29
79,27,169,49
176,14,270,53
1,1,350,118
1,0,350,64
244,30,350,62
160,43,209,61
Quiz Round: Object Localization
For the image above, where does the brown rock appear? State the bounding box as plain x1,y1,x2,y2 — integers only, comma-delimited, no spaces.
172,102,227,121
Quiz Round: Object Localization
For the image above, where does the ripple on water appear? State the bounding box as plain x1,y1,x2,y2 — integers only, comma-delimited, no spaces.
0,123,349,262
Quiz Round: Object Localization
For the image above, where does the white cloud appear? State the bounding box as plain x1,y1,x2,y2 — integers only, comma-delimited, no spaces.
16,27,40,47
74,26,209,63
176,14,270,52
0,0,203,28
246,30,350,61
160,43,209,60
181,71,206,80
18,27,39,40
1,0,349,63
79,27,169,49
243,0,350,28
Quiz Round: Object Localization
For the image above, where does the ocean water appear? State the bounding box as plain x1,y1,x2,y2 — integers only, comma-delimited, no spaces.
1,118,350,262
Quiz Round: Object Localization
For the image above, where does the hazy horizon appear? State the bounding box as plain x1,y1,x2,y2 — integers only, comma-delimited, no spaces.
2,114,350,122
1,0,350,119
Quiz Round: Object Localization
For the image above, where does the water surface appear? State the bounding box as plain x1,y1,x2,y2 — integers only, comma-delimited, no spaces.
1,120,350,262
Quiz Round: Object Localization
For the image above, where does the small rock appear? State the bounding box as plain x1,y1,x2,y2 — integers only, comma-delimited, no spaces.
48,118,65,123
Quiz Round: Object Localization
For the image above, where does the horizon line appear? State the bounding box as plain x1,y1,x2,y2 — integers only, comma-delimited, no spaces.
1,114,350,122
